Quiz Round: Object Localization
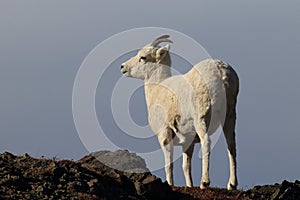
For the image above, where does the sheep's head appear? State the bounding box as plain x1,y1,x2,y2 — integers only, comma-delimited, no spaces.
120,35,172,80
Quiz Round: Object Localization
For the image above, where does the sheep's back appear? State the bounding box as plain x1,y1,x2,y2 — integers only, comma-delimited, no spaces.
184,59,226,119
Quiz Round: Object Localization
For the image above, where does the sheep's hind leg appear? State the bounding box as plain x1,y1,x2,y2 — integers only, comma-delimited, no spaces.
195,120,211,189
158,128,174,186
223,110,238,190
182,143,194,187
200,133,211,189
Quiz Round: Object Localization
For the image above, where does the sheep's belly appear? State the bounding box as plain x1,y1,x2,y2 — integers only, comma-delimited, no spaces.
174,117,220,146
178,117,196,134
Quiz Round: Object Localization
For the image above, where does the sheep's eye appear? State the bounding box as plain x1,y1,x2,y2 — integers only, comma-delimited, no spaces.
139,56,147,62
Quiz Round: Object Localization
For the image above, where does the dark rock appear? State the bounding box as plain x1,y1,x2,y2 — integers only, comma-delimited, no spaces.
243,180,300,200
282,180,293,189
52,166,67,179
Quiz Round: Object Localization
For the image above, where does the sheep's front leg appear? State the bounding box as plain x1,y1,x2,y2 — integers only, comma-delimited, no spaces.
158,128,174,186
182,143,194,187
162,142,174,185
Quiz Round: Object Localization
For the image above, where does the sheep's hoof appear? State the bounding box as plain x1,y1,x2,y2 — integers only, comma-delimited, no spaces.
227,182,237,190
185,183,193,187
200,181,210,189
167,180,174,186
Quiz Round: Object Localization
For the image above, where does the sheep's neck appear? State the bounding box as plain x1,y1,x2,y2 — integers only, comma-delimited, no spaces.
145,65,171,84
144,65,171,110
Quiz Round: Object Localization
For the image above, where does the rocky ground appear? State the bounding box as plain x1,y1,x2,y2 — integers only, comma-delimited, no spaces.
0,150,299,200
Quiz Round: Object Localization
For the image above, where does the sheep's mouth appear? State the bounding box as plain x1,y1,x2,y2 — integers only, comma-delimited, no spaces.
121,70,129,76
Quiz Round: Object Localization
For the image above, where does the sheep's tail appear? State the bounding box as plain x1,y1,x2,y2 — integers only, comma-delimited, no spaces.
214,59,239,96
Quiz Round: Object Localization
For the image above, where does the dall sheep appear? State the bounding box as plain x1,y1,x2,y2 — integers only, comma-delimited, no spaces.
120,35,239,190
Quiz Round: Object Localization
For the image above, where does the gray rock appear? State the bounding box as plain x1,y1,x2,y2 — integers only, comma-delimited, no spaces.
91,150,149,173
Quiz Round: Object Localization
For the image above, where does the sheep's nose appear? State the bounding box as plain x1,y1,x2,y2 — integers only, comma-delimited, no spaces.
120,65,124,69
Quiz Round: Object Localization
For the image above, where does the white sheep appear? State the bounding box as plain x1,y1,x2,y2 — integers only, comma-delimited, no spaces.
120,35,239,190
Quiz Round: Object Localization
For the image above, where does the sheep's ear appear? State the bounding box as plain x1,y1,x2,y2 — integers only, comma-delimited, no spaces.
156,45,170,63
158,44,170,52
164,44,170,51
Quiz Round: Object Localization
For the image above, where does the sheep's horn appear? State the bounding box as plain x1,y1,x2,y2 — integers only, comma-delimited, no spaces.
151,35,173,47
153,35,170,41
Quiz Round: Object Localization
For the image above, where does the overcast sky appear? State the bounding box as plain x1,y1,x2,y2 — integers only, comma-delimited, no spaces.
0,1,299,189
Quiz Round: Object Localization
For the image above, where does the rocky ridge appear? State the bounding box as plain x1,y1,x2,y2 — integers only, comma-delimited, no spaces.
0,150,299,200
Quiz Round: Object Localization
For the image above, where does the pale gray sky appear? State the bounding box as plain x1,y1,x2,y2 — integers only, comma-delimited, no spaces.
0,1,299,188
